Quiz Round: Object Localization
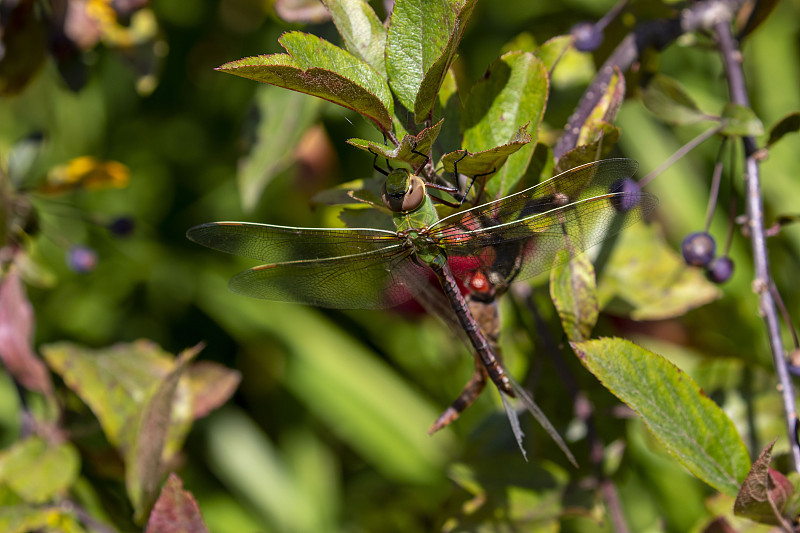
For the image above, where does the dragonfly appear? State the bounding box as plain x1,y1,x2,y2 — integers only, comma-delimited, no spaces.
187,158,657,462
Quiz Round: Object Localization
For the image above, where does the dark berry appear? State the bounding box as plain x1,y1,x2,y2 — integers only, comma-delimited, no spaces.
571,21,604,52
681,232,716,267
66,245,98,273
706,256,734,284
608,178,641,212
107,216,135,237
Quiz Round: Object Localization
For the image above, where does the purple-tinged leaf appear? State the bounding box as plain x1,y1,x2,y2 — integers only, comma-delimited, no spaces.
555,122,621,174
734,439,794,525
129,344,204,524
145,473,210,533
186,361,242,419
576,67,624,147
0,267,54,397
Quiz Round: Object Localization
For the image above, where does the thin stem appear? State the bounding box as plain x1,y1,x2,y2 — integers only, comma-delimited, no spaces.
596,0,630,32
703,147,726,232
554,0,747,159
714,19,800,473
638,124,723,187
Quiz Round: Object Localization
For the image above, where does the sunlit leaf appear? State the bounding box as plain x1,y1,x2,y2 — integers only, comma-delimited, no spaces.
550,249,598,342
0,437,80,504
439,124,532,179
237,85,322,212
572,338,751,496
0,267,54,397
597,222,720,320
577,67,624,147
322,0,387,76
555,122,621,173
462,51,547,198
347,119,444,167
40,156,130,194
145,473,210,533
766,112,800,147
386,0,477,123
720,103,765,136
642,74,715,125
534,35,573,73
217,32,393,132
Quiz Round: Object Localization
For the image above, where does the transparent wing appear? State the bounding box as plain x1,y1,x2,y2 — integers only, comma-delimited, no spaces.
187,222,400,263
227,247,436,309
431,159,658,284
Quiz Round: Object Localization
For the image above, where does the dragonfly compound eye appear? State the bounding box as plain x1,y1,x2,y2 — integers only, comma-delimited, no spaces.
382,170,425,213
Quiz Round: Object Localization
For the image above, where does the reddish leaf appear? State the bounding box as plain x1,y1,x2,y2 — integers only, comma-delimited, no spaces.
129,344,203,523
0,267,54,397
145,473,209,533
734,438,794,525
186,361,242,419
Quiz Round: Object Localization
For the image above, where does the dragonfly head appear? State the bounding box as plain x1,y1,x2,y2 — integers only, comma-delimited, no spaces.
382,168,426,213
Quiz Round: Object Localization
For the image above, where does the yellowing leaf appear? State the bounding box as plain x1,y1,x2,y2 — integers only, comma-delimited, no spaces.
42,156,130,194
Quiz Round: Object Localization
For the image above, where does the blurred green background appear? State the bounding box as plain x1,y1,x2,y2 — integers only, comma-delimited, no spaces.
2,0,800,531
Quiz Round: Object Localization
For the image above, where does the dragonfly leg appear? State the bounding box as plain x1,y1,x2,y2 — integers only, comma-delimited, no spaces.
369,146,393,176
429,357,488,434
452,150,496,207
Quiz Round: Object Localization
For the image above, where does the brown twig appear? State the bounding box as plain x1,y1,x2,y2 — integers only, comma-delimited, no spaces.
554,0,747,159
713,19,800,473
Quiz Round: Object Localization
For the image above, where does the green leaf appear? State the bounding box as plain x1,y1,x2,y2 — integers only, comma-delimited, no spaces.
734,439,794,525
386,0,477,123
439,124,532,178
462,51,547,198
572,338,751,496
146,473,210,533
720,103,765,136
0,437,80,503
534,35,573,73
641,74,715,125
217,32,393,132
597,222,720,320
445,460,568,531
322,0,387,77
311,177,385,208
128,344,202,524
550,249,598,342
347,119,443,167
238,85,322,212
555,122,621,173
0,505,87,533
338,206,394,231
577,67,624,147
766,111,800,147
42,340,175,451
433,69,462,156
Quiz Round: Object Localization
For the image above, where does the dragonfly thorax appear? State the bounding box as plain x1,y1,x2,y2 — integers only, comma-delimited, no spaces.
382,169,426,213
